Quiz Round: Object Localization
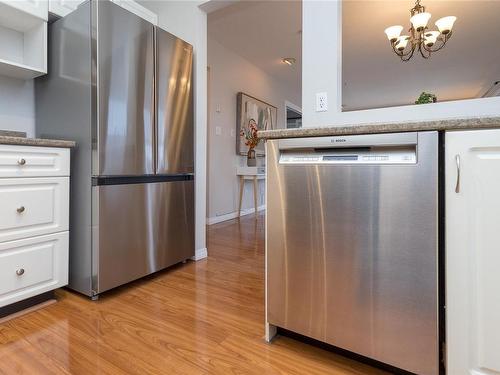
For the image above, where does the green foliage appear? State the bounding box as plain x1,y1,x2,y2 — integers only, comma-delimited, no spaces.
415,92,437,105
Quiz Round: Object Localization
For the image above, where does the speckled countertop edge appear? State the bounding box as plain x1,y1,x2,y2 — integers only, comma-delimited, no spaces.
258,116,500,139
0,135,76,148
0,130,27,138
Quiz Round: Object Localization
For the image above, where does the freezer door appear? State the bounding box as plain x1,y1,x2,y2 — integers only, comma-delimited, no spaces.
97,0,154,176
267,132,439,375
94,179,194,294
156,28,194,174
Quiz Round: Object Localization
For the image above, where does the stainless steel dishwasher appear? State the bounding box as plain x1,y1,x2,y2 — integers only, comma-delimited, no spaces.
267,131,439,375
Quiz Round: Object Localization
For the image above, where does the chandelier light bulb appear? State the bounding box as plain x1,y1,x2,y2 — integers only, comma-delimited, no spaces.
435,16,457,35
384,25,404,42
396,36,410,51
424,31,440,47
410,12,431,31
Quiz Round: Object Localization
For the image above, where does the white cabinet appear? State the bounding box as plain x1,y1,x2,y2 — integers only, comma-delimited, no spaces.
0,1,48,79
0,232,68,307
48,0,84,18
0,144,70,177
1,0,48,21
0,177,69,242
0,143,70,308
445,129,500,375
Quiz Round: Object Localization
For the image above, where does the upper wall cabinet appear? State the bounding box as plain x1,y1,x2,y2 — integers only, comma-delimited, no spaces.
48,0,85,18
2,0,48,21
0,1,47,79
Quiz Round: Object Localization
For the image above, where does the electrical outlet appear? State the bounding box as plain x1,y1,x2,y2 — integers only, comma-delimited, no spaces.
316,92,328,112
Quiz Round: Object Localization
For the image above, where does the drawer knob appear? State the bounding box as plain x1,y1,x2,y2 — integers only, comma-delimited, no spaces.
16,268,25,276
18,158,26,165
17,206,25,213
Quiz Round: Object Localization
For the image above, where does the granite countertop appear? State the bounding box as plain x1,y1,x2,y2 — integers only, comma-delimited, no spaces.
0,130,76,148
258,116,500,140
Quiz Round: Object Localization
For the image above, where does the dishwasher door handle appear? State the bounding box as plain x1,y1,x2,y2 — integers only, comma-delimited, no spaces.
455,154,461,193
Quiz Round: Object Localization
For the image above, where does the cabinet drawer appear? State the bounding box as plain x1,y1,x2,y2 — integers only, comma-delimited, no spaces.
0,232,68,308
0,145,70,178
0,177,69,242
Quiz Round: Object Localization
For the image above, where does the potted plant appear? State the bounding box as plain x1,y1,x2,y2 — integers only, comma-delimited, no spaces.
240,119,260,167
415,92,437,104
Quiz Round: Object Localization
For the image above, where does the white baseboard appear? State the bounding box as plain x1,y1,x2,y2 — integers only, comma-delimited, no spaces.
207,205,266,225
191,247,207,261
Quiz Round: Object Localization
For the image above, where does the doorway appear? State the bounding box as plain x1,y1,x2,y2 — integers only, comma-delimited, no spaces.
205,1,302,225
286,101,302,129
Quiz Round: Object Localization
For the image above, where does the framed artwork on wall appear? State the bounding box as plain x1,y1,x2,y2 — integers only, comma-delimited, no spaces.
236,92,277,156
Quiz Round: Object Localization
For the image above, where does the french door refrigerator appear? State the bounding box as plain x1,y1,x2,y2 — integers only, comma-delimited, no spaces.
35,0,194,298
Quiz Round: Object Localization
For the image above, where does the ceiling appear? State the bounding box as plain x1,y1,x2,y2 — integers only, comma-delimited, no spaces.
208,1,302,97
342,1,500,111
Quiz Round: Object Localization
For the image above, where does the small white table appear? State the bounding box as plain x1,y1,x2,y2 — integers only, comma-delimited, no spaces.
236,167,265,217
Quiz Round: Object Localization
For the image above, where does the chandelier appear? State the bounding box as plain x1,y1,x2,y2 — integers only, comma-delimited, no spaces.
384,0,457,61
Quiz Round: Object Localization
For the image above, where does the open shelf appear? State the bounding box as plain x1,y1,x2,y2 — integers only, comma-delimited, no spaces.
0,57,46,79
0,2,47,79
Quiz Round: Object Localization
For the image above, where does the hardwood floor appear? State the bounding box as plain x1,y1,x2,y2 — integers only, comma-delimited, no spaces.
0,213,387,375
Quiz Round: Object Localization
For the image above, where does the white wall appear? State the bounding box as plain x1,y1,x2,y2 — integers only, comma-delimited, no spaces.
0,76,35,136
302,0,500,128
207,36,301,222
139,0,208,258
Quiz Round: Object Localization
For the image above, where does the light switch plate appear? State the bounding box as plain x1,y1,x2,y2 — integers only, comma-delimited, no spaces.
316,92,328,112
215,126,222,136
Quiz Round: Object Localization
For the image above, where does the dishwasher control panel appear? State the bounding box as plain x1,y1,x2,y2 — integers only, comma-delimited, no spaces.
279,148,416,165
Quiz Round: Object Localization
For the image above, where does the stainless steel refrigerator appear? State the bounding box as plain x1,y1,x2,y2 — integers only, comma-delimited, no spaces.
35,0,194,298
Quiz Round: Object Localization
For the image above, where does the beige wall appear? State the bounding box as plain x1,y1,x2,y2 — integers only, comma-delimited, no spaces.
207,36,301,222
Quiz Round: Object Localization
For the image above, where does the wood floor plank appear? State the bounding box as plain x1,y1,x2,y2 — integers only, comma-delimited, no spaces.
0,213,387,374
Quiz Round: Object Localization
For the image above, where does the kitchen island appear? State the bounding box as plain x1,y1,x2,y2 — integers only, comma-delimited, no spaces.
260,118,500,375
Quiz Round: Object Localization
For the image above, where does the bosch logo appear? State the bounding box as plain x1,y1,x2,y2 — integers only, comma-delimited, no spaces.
332,139,347,143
